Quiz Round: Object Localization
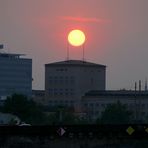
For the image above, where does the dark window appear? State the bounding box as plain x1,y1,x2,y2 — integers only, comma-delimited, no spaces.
91,78,94,84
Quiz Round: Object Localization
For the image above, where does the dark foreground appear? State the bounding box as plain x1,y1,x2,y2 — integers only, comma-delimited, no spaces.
0,125,148,148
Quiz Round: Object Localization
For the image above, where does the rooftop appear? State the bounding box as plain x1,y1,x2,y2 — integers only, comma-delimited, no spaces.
45,60,106,67
84,90,148,97
0,53,25,58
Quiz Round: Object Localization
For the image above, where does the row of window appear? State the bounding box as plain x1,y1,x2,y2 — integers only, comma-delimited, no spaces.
48,88,75,96
49,88,74,92
48,76,75,84
49,92,74,96
56,68,68,72
49,80,75,84
54,68,102,73
49,76,75,80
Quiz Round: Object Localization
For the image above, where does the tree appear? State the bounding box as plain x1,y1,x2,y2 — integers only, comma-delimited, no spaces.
97,101,133,124
45,106,86,125
2,94,46,125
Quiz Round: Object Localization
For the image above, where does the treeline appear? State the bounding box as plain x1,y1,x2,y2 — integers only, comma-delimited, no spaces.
0,94,147,125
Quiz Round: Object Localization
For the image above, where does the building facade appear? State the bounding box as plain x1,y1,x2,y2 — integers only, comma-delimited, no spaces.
0,53,32,98
82,90,148,121
45,60,106,111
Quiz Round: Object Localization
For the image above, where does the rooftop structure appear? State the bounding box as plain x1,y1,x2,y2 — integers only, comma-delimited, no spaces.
45,60,106,67
0,53,25,58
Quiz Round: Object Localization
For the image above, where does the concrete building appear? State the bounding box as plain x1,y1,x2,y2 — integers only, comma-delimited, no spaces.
82,90,148,121
0,53,32,98
45,60,106,111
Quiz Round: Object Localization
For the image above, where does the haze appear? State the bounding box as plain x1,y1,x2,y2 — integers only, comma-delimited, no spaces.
0,0,148,90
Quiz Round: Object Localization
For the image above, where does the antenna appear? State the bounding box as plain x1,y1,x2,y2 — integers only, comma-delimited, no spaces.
139,80,141,91
135,82,137,91
145,78,147,91
66,41,69,61
82,43,85,62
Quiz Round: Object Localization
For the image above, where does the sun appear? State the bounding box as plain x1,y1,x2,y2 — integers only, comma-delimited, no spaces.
68,29,86,46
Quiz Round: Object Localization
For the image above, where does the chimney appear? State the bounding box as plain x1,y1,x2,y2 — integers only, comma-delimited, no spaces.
139,80,141,91
145,79,147,91
135,82,137,91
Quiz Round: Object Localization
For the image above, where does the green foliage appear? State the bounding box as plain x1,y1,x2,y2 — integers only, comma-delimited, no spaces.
45,106,88,125
2,94,46,125
2,94,89,125
45,106,76,125
97,101,133,124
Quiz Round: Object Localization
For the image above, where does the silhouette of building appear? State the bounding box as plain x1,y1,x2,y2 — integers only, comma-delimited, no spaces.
45,60,106,111
82,90,148,121
0,53,32,98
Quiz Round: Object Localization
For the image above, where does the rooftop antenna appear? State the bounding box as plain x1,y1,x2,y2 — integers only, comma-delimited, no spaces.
135,82,137,91
66,41,69,61
139,80,141,91
82,43,85,62
145,78,147,91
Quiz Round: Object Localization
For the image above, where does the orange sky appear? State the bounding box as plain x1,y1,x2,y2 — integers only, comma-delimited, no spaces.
0,0,148,90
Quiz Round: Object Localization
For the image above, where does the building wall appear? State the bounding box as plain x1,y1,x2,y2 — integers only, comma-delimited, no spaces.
82,92,148,121
0,55,32,97
44,61,106,111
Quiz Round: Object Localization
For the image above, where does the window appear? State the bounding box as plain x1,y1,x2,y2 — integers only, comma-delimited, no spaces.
91,78,94,84
49,89,53,94
84,103,88,107
95,103,99,107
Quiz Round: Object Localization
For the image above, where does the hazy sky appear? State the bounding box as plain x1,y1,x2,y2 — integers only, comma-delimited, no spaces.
0,0,148,90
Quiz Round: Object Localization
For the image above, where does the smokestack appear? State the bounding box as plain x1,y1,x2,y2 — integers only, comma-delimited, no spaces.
135,82,137,91
139,80,141,91
145,79,147,91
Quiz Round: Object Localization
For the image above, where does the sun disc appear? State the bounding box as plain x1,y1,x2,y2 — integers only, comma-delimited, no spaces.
68,29,85,46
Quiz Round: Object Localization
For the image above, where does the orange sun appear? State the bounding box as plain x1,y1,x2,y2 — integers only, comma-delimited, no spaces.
68,29,86,46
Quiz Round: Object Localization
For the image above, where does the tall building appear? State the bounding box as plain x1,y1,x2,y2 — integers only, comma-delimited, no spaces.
45,60,106,111
0,53,32,98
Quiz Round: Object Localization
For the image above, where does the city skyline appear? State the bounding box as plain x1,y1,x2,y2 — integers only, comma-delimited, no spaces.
0,0,148,90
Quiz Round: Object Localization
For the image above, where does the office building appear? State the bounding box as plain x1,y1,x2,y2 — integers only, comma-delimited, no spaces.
45,60,106,111
0,53,32,98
